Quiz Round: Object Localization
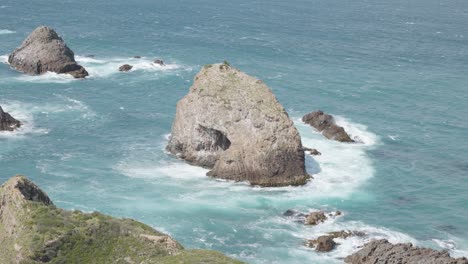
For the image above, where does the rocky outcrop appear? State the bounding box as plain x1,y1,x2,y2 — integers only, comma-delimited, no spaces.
0,106,21,131
309,236,337,252
302,111,354,142
119,64,133,71
167,63,309,187
305,211,328,225
8,26,88,78
308,230,366,252
0,175,242,264
303,147,321,155
345,239,468,264
154,59,164,66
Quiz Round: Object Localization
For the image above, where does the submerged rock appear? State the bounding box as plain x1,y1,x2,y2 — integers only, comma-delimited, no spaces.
303,147,321,156
302,111,354,142
308,236,337,252
134,55,142,58
345,239,468,264
8,26,88,78
0,105,21,131
119,64,133,72
308,230,366,252
167,63,309,187
154,59,164,66
0,175,242,264
305,211,327,225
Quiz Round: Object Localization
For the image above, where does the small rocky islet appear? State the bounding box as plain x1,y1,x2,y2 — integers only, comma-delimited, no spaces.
2,26,466,263
8,26,88,78
166,62,309,187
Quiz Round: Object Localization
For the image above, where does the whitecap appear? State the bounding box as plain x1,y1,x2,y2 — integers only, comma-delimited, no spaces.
15,71,76,83
75,55,188,78
0,55,8,64
0,101,49,139
0,29,15,34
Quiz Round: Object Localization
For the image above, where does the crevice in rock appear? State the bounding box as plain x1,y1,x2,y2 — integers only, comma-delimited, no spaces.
195,125,231,152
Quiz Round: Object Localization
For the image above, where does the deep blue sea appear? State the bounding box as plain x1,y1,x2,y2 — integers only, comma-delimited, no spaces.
1,0,467,263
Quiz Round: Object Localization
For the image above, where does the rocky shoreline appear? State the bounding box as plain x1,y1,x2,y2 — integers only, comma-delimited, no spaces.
0,176,242,263
2,25,466,264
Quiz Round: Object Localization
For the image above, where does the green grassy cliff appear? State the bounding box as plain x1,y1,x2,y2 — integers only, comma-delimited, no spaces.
0,175,243,264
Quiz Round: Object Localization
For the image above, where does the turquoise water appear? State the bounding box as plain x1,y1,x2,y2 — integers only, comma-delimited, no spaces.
1,0,468,263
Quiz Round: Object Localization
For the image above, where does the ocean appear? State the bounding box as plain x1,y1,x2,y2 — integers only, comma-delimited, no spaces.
1,0,467,263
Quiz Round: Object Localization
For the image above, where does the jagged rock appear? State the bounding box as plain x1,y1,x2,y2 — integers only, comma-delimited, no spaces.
0,175,242,264
8,26,88,78
119,64,133,72
302,111,354,142
303,147,321,156
327,230,366,239
308,236,337,252
167,63,309,187
0,105,21,131
345,239,468,264
307,230,366,253
305,211,327,225
154,59,164,66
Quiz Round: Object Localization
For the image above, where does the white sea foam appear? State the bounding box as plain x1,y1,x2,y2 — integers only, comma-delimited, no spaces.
0,55,8,64
0,101,48,138
75,55,187,78
15,71,77,83
0,29,15,34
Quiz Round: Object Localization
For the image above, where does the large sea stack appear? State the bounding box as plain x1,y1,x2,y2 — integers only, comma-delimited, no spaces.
345,239,468,264
0,175,241,264
167,63,309,187
0,105,21,131
8,26,88,78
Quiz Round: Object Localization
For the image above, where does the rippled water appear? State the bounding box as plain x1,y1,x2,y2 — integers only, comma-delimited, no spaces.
1,0,467,263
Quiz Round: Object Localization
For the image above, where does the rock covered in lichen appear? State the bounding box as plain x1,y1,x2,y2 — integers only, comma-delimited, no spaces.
8,26,88,78
0,105,21,131
345,239,468,264
167,62,309,187
0,175,242,264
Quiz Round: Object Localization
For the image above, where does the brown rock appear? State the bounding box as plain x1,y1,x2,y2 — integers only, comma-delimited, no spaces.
302,110,354,142
345,239,468,264
8,26,88,78
303,147,321,156
309,236,337,252
0,106,21,131
154,59,164,66
119,64,133,72
305,211,327,225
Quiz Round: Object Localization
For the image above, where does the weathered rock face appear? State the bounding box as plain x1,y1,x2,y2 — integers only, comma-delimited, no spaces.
302,111,354,142
167,63,309,187
345,239,468,264
119,64,133,71
8,26,88,78
0,175,242,264
0,106,21,131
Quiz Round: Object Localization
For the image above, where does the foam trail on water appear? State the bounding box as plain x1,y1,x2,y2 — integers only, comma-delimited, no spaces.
0,29,15,34
75,56,189,78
